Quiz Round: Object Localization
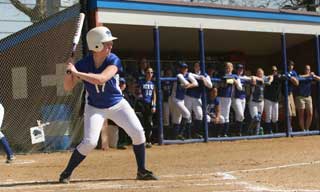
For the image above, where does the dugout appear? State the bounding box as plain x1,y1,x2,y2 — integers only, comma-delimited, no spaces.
85,0,320,144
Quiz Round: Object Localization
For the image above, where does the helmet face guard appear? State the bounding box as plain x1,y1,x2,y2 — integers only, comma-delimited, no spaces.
86,26,117,52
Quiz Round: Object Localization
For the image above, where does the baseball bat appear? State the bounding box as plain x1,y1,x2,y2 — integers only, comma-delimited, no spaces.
66,13,85,74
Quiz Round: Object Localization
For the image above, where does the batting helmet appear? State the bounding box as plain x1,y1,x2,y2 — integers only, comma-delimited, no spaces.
86,26,117,52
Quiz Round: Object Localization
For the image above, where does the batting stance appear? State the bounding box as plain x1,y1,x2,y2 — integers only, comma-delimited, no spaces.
170,63,198,140
0,102,14,163
60,26,158,183
218,62,242,137
185,62,212,138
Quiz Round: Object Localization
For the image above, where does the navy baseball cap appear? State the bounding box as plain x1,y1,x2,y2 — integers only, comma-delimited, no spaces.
179,63,188,68
119,77,126,83
236,64,244,69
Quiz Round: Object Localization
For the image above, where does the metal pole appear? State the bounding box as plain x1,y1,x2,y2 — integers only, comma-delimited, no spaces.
199,27,208,142
281,33,291,137
315,35,320,129
154,25,163,145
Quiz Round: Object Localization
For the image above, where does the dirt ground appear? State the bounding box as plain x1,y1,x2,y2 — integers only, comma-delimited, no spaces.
1,136,320,192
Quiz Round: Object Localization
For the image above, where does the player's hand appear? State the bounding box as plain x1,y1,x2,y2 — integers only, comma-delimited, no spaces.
66,62,78,74
151,106,156,113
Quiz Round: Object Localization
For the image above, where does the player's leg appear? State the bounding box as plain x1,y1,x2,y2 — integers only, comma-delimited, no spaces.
192,98,203,138
296,97,305,131
59,104,105,183
264,99,272,134
184,96,193,138
249,101,259,135
171,98,182,139
232,98,244,135
305,96,313,131
0,104,14,163
271,101,279,133
219,97,231,137
108,99,157,180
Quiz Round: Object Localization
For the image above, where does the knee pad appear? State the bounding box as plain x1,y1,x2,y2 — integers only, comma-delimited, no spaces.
77,139,98,156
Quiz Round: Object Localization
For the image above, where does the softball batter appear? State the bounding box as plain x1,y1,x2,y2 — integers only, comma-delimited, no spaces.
60,26,157,183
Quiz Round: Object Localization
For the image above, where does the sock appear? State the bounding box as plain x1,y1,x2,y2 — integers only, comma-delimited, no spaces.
179,118,188,136
236,121,243,136
265,122,272,134
223,123,229,136
186,123,191,138
173,124,179,138
133,143,146,172
272,122,278,133
63,149,86,176
0,137,13,159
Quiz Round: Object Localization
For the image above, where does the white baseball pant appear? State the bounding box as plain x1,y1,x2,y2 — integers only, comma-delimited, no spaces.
264,99,279,123
184,95,203,122
170,96,191,125
249,100,264,119
232,98,246,122
218,97,232,123
77,99,145,156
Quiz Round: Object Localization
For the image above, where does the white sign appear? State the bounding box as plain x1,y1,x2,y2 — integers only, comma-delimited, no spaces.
30,126,45,144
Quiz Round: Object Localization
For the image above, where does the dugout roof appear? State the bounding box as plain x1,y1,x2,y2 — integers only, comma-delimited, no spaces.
89,0,320,55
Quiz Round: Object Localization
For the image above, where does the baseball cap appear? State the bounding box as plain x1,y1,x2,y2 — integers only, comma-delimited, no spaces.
119,77,126,84
179,63,188,68
236,64,244,69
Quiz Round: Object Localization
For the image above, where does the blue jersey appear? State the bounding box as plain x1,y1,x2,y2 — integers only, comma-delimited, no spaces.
140,80,155,104
234,76,247,99
186,80,202,99
162,80,172,102
174,73,189,100
288,70,298,93
218,74,238,98
75,53,123,108
297,76,313,97
207,97,220,114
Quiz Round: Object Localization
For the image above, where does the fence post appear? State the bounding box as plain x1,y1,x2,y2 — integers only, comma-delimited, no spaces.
281,33,291,137
154,25,163,145
199,27,208,142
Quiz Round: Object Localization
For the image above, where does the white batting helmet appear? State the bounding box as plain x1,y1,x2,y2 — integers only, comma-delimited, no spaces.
86,26,117,52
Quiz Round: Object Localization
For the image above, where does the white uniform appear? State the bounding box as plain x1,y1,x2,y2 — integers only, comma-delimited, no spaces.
185,72,212,122
218,74,242,123
232,76,250,122
170,72,198,124
75,53,145,155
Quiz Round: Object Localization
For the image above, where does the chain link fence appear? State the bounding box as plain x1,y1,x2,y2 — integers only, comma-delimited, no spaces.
0,4,84,153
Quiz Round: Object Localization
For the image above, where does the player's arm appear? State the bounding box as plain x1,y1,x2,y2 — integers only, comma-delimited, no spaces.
68,63,118,85
289,76,299,86
64,62,79,91
186,73,199,89
151,86,157,113
234,77,242,91
311,73,320,81
201,75,213,89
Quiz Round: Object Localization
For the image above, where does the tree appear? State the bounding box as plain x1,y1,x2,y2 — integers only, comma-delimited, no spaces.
10,0,60,23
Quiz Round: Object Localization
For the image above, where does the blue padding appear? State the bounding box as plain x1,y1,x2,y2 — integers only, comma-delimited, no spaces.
45,135,70,151
41,104,71,121
0,4,80,52
94,0,320,23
